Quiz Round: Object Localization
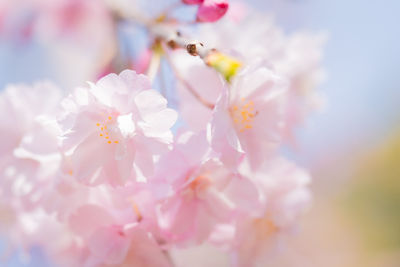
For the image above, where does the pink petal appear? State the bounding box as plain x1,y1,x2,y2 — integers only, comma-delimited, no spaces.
69,204,114,238
87,226,131,265
197,0,229,22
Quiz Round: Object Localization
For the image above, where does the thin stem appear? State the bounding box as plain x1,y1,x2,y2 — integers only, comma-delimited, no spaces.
159,58,167,98
162,42,215,110
163,250,176,267
110,5,225,69
146,50,162,82
149,23,212,59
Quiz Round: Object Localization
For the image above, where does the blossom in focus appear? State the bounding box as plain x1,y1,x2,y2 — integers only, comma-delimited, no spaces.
152,132,259,245
0,0,325,265
175,6,325,140
59,70,177,186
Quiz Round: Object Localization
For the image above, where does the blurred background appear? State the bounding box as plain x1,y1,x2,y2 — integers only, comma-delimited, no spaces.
1,0,399,266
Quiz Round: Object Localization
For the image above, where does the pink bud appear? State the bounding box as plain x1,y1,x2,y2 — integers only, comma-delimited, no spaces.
197,0,229,22
182,0,204,4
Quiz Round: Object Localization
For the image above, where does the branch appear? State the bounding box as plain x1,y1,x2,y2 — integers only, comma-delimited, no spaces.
110,5,241,82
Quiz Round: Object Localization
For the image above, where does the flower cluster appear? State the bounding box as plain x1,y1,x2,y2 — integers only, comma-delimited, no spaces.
0,1,324,267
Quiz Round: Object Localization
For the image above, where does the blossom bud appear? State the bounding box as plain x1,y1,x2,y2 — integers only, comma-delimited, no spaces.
182,0,204,5
197,0,229,22
205,51,241,82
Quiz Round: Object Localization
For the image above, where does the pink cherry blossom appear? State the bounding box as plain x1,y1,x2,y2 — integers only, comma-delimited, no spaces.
0,0,324,264
82,223,172,267
229,158,312,266
0,82,62,212
173,13,324,138
210,61,288,170
197,0,229,22
152,132,259,245
182,0,204,5
0,82,62,156
59,70,177,186
171,50,223,132
195,11,326,141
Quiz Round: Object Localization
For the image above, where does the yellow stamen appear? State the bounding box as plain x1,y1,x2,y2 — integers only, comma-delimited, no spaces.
253,218,278,240
230,98,258,132
132,203,143,221
97,116,121,144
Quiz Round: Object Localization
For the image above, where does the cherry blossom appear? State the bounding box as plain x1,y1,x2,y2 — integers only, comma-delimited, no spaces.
230,158,312,267
0,1,324,266
197,0,229,22
59,70,177,186
150,132,259,245
210,62,288,170
182,0,204,5
174,7,325,139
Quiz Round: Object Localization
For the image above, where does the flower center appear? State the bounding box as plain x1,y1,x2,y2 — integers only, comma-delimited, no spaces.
230,98,258,132
96,115,120,144
252,217,278,241
132,202,142,221
189,175,211,191
182,175,212,199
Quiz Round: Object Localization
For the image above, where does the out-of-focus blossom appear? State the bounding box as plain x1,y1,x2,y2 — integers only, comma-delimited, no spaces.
0,82,61,155
0,0,117,84
94,223,173,267
171,51,223,131
0,82,62,211
0,83,73,264
59,70,177,186
0,0,114,44
183,0,204,5
230,158,312,267
197,0,229,22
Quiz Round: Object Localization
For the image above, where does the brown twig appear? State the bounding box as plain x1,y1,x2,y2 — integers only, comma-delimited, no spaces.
149,23,214,61
108,6,221,109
